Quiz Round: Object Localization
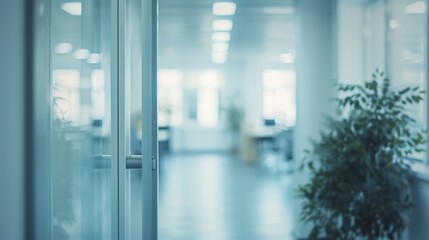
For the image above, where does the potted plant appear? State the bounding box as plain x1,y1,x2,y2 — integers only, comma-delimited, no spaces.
298,70,426,239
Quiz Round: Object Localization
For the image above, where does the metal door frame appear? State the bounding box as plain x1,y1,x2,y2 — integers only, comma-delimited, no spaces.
140,0,158,239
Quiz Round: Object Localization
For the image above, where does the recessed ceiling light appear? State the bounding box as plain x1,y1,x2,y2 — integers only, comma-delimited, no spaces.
74,49,89,59
212,51,227,59
88,53,102,64
405,1,425,14
61,2,82,16
212,32,231,42
212,20,233,31
55,43,73,54
212,42,229,52
213,2,236,16
279,53,294,63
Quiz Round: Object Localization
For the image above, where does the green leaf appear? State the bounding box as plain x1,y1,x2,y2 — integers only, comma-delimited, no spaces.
309,227,320,240
399,87,411,95
297,69,424,240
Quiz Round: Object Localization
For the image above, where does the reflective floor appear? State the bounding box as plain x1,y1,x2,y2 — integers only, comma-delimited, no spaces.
159,152,294,240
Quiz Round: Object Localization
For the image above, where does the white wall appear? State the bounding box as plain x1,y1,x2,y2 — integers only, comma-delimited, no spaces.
293,0,337,238
338,0,364,84
0,0,26,239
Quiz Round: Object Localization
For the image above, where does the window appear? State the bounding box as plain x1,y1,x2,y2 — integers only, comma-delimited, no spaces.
389,0,427,160
262,69,296,127
158,69,183,126
389,0,427,126
196,70,222,127
338,0,428,161
197,89,219,127
52,69,80,124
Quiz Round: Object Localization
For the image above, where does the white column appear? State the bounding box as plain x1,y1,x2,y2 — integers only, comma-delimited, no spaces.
293,0,337,238
338,0,364,85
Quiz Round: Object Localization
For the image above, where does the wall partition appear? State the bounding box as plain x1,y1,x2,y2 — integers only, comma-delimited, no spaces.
32,0,158,239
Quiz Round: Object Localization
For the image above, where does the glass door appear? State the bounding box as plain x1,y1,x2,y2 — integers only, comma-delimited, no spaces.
45,0,158,239
50,0,116,239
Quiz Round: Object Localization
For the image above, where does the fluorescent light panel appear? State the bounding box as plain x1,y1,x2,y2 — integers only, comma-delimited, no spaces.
55,43,73,54
213,2,236,16
212,42,229,52
61,2,82,16
212,32,231,42
74,49,89,59
279,53,294,63
405,1,426,14
212,19,233,31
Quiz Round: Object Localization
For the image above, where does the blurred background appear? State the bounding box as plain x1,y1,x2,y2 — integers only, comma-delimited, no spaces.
1,0,429,239
151,1,295,239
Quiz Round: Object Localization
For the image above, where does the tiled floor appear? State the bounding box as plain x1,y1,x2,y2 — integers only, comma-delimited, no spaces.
159,152,295,240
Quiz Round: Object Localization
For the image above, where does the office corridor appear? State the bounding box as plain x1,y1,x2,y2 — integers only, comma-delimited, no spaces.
158,153,294,240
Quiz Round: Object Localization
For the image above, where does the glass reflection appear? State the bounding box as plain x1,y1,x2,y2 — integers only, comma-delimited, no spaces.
50,0,113,239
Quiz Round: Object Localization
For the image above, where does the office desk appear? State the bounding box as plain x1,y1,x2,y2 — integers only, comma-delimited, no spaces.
250,126,278,157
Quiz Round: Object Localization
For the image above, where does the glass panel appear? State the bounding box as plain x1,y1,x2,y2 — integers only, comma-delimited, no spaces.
158,69,184,127
339,0,427,160
389,0,427,160
125,0,143,238
50,0,113,239
126,0,142,156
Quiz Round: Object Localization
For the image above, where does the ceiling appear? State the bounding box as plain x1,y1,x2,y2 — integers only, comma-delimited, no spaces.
50,0,295,69
158,0,296,67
